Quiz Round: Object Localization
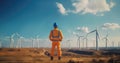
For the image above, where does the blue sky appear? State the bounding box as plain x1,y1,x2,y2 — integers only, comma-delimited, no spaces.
0,0,120,47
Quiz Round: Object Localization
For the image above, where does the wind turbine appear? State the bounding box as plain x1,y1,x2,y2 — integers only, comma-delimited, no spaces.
15,33,22,48
0,41,1,48
66,40,71,49
31,38,34,48
112,41,114,48
19,37,23,48
73,32,83,49
83,35,88,49
118,41,120,48
76,35,84,49
16,36,24,48
10,34,15,48
6,33,15,48
87,28,100,51
36,35,40,48
102,34,109,48
0,38,1,48
82,38,85,48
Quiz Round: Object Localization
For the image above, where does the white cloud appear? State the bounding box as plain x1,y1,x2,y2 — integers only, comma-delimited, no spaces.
72,32,79,36
56,2,67,15
57,0,115,16
110,1,115,8
76,26,89,33
102,23,120,30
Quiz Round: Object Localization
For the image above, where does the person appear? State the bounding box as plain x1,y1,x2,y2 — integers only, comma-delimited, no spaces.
49,22,63,60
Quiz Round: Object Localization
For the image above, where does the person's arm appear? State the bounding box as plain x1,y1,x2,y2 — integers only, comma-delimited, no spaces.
59,30,63,41
49,30,53,41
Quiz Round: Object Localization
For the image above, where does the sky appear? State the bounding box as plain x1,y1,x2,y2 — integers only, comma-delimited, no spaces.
0,0,120,48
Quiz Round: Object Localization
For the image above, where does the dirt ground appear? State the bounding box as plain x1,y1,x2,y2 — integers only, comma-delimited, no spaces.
0,48,120,63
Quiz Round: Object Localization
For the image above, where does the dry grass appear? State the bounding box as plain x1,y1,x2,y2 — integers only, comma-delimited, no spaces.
0,48,120,63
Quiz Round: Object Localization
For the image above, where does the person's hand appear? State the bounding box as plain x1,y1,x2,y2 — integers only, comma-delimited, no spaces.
50,39,53,41
59,39,62,41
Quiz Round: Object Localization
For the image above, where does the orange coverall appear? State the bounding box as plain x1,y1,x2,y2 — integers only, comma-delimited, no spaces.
49,28,63,57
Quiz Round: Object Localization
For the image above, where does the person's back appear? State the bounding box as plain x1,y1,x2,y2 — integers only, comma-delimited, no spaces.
49,22,63,60
49,28,63,42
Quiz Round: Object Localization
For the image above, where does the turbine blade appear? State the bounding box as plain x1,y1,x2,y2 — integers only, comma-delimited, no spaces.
88,30,96,34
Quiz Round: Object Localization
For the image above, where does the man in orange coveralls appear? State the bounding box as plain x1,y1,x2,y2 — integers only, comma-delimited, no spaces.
49,22,63,60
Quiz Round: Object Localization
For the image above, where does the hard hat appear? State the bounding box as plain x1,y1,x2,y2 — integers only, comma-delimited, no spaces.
53,22,58,28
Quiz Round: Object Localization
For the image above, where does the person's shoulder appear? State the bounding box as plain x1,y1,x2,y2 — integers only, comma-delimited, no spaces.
58,30,62,32
58,30,61,31
50,30,54,32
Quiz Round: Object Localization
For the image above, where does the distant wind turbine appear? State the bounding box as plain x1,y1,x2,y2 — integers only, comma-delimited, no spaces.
15,33,21,48
36,35,40,48
76,35,84,49
83,35,88,49
118,41,120,47
10,34,15,48
17,36,24,48
87,28,100,51
82,38,84,48
6,33,15,48
66,40,71,49
112,41,114,48
0,38,1,48
0,42,1,48
31,38,34,48
102,34,109,48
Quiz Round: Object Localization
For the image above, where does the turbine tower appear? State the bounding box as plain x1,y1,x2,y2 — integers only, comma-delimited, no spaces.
0,41,1,48
82,38,84,48
17,36,24,48
0,38,1,48
31,38,34,48
76,35,84,49
87,28,100,51
19,37,22,48
66,40,71,49
16,33,21,48
83,36,88,49
6,33,15,48
112,41,114,48
118,41,120,48
36,35,40,48
102,34,109,48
